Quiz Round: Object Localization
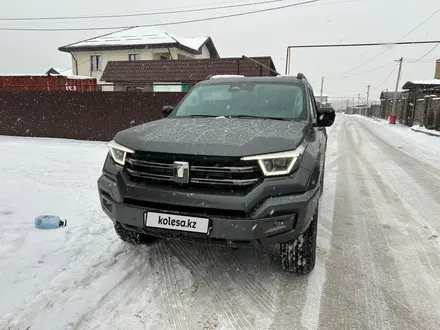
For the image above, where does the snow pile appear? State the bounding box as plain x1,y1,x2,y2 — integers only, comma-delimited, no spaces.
410,125,440,137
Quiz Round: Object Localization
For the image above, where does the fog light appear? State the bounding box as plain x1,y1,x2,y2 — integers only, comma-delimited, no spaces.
103,199,113,212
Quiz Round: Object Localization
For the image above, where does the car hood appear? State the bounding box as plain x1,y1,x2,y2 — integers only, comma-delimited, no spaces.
114,118,310,157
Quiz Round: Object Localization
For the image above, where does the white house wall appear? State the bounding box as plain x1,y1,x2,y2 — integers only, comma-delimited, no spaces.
194,45,211,59
69,44,211,91
71,48,152,83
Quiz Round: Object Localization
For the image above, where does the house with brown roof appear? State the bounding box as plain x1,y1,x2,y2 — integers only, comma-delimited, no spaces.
101,56,278,92
58,26,219,90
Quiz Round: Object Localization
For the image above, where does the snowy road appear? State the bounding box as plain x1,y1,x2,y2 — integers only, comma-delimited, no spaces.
1,114,440,330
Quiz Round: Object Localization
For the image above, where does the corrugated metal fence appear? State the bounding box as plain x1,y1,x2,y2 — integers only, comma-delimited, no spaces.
0,91,186,141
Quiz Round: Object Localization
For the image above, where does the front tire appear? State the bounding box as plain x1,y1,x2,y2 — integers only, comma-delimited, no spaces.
114,222,158,245
280,206,318,274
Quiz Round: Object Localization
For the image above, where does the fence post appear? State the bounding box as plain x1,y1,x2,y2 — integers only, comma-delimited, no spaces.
423,95,431,128
434,98,440,131
402,96,410,126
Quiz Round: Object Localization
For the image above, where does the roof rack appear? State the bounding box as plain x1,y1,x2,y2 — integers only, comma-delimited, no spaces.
207,74,245,80
296,73,307,80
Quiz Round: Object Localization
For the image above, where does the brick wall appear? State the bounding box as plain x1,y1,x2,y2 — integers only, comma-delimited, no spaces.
429,98,440,129
413,99,426,124
0,91,186,141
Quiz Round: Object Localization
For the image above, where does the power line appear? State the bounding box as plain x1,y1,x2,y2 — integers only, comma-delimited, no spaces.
377,62,399,89
0,0,290,21
287,40,440,49
0,0,359,22
58,57,91,73
307,62,390,84
404,58,437,63
405,43,440,63
0,0,258,21
322,8,440,76
328,62,393,80
0,0,318,31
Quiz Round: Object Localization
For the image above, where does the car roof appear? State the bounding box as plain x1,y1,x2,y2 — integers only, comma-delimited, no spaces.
197,75,308,85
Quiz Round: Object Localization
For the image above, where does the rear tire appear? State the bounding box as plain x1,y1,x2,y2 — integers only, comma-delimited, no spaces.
114,222,158,245
280,205,318,274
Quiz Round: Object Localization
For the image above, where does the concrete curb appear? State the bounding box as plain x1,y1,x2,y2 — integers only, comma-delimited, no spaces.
410,127,440,138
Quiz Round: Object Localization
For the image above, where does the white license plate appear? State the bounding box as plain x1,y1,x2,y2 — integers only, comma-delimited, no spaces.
145,212,209,234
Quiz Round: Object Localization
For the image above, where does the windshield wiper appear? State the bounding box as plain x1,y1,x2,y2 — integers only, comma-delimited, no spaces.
183,115,219,118
226,115,293,121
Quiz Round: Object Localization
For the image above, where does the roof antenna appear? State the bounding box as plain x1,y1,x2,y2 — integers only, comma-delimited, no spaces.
241,55,280,76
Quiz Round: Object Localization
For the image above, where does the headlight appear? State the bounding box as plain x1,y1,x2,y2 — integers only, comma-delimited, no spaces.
107,140,134,166
241,146,305,177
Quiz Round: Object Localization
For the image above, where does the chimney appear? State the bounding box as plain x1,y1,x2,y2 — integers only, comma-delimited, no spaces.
435,59,440,79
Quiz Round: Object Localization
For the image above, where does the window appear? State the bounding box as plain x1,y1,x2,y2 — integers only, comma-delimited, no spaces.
129,54,140,61
91,55,101,72
160,55,169,60
174,82,306,120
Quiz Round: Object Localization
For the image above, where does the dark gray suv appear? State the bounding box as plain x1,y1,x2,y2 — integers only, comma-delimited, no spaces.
97,74,335,274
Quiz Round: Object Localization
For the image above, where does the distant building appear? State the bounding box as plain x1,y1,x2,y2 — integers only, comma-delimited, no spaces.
435,59,440,79
315,95,331,108
315,95,328,104
379,90,404,118
402,80,440,93
45,67,74,76
58,27,219,90
100,56,278,92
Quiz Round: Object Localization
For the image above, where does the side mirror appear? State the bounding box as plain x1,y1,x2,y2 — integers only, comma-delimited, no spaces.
317,107,336,127
162,105,174,118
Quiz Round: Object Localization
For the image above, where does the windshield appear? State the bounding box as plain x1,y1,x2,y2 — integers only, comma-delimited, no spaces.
173,82,306,120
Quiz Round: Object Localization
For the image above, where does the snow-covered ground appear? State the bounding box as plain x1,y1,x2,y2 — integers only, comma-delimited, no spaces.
1,114,440,329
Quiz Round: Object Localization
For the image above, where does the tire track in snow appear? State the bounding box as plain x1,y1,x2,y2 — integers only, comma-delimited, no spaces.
318,118,394,329
195,243,256,329
72,266,148,330
300,120,340,330
169,241,252,329
343,119,399,329
269,121,342,330
353,118,440,242
153,242,189,330
347,117,440,328
206,246,276,316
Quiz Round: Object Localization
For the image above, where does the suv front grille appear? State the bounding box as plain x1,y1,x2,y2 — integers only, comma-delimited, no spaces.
125,152,261,189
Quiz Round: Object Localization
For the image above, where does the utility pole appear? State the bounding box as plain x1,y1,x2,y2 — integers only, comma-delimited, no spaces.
320,77,324,97
366,85,370,107
390,57,403,124
366,85,370,116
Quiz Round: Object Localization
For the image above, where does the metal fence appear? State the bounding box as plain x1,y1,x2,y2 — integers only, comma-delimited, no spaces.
0,91,186,141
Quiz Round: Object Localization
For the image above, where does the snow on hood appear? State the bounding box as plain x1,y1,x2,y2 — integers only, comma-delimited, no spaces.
114,117,310,157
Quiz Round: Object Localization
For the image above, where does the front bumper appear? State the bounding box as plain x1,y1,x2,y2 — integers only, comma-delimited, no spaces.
98,170,320,248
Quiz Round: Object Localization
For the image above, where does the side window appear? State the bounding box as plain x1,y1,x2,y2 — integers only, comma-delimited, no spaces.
91,55,101,72
308,87,318,121
128,54,140,61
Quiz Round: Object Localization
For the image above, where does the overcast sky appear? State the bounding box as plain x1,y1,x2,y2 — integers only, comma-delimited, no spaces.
2,0,440,103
